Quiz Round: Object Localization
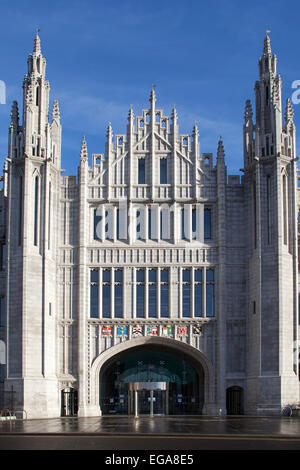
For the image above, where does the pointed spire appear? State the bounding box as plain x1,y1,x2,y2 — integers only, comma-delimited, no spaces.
52,100,60,121
149,85,156,107
171,104,178,124
128,105,134,122
244,100,253,122
106,121,113,139
263,32,271,56
217,137,225,162
33,28,41,55
192,121,199,139
80,136,88,162
10,101,19,128
285,98,294,123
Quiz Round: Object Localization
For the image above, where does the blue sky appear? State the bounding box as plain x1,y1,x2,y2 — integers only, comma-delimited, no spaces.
0,0,300,176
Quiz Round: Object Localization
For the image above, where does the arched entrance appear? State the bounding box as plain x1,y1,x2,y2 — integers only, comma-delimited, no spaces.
226,386,244,415
61,388,78,416
88,337,214,416
100,346,204,415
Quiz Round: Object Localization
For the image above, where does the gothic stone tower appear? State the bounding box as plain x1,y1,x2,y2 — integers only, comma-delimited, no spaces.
244,34,299,414
4,33,61,418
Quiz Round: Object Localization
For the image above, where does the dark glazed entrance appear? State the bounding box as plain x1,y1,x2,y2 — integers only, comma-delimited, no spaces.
61,388,78,416
226,386,244,415
100,345,204,415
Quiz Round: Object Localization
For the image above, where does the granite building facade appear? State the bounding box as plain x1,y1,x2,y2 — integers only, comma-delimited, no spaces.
0,33,299,418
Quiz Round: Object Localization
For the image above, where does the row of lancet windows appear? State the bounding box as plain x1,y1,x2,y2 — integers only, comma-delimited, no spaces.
138,157,190,185
138,158,167,184
90,267,215,319
33,176,51,249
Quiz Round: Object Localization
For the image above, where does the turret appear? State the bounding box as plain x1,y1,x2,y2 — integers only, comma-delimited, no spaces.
244,34,299,415
243,100,254,168
80,135,88,163
22,31,50,158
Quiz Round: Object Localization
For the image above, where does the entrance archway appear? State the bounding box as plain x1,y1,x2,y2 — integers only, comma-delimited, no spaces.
100,346,203,415
90,337,214,416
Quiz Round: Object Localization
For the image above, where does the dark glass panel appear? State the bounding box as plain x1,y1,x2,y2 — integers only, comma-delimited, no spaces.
194,269,202,282
194,284,203,317
160,284,169,318
148,284,157,318
182,284,191,317
90,285,99,318
138,159,145,184
206,284,214,317
204,208,211,239
102,284,111,318
114,284,123,318
103,269,111,283
115,269,123,283
136,284,145,318
160,158,167,184
136,269,145,283
149,269,157,283
182,268,190,282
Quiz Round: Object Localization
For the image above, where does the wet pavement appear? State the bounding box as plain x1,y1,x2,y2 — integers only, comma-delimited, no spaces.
1,416,300,450
0,415,300,436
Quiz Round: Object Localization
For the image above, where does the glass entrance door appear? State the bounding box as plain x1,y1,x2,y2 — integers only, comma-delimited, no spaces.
61,388,78,416
127,384,168,416
137,389,165,415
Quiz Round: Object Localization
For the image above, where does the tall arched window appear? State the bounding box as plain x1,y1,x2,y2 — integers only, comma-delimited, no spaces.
19,176,23,246
266,175,271,244
48,182,51,250
36,86,40,106
253,180,257,248
34,176,39,246
282,174,288,245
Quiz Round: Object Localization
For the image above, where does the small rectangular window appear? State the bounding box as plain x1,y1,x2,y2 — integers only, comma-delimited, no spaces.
204,208,211,240
136,269,145,318
160,208,169,240
138,159,145,184
148,269,157,318
90,270,99,318
181,208,187,240
192,208,196,235
160,158,167,184
206,269,215,317
194,269,203,317
160,269,169,318
182,268,191,317
148,207,152,240
102,269,111,318
114,268,123,318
